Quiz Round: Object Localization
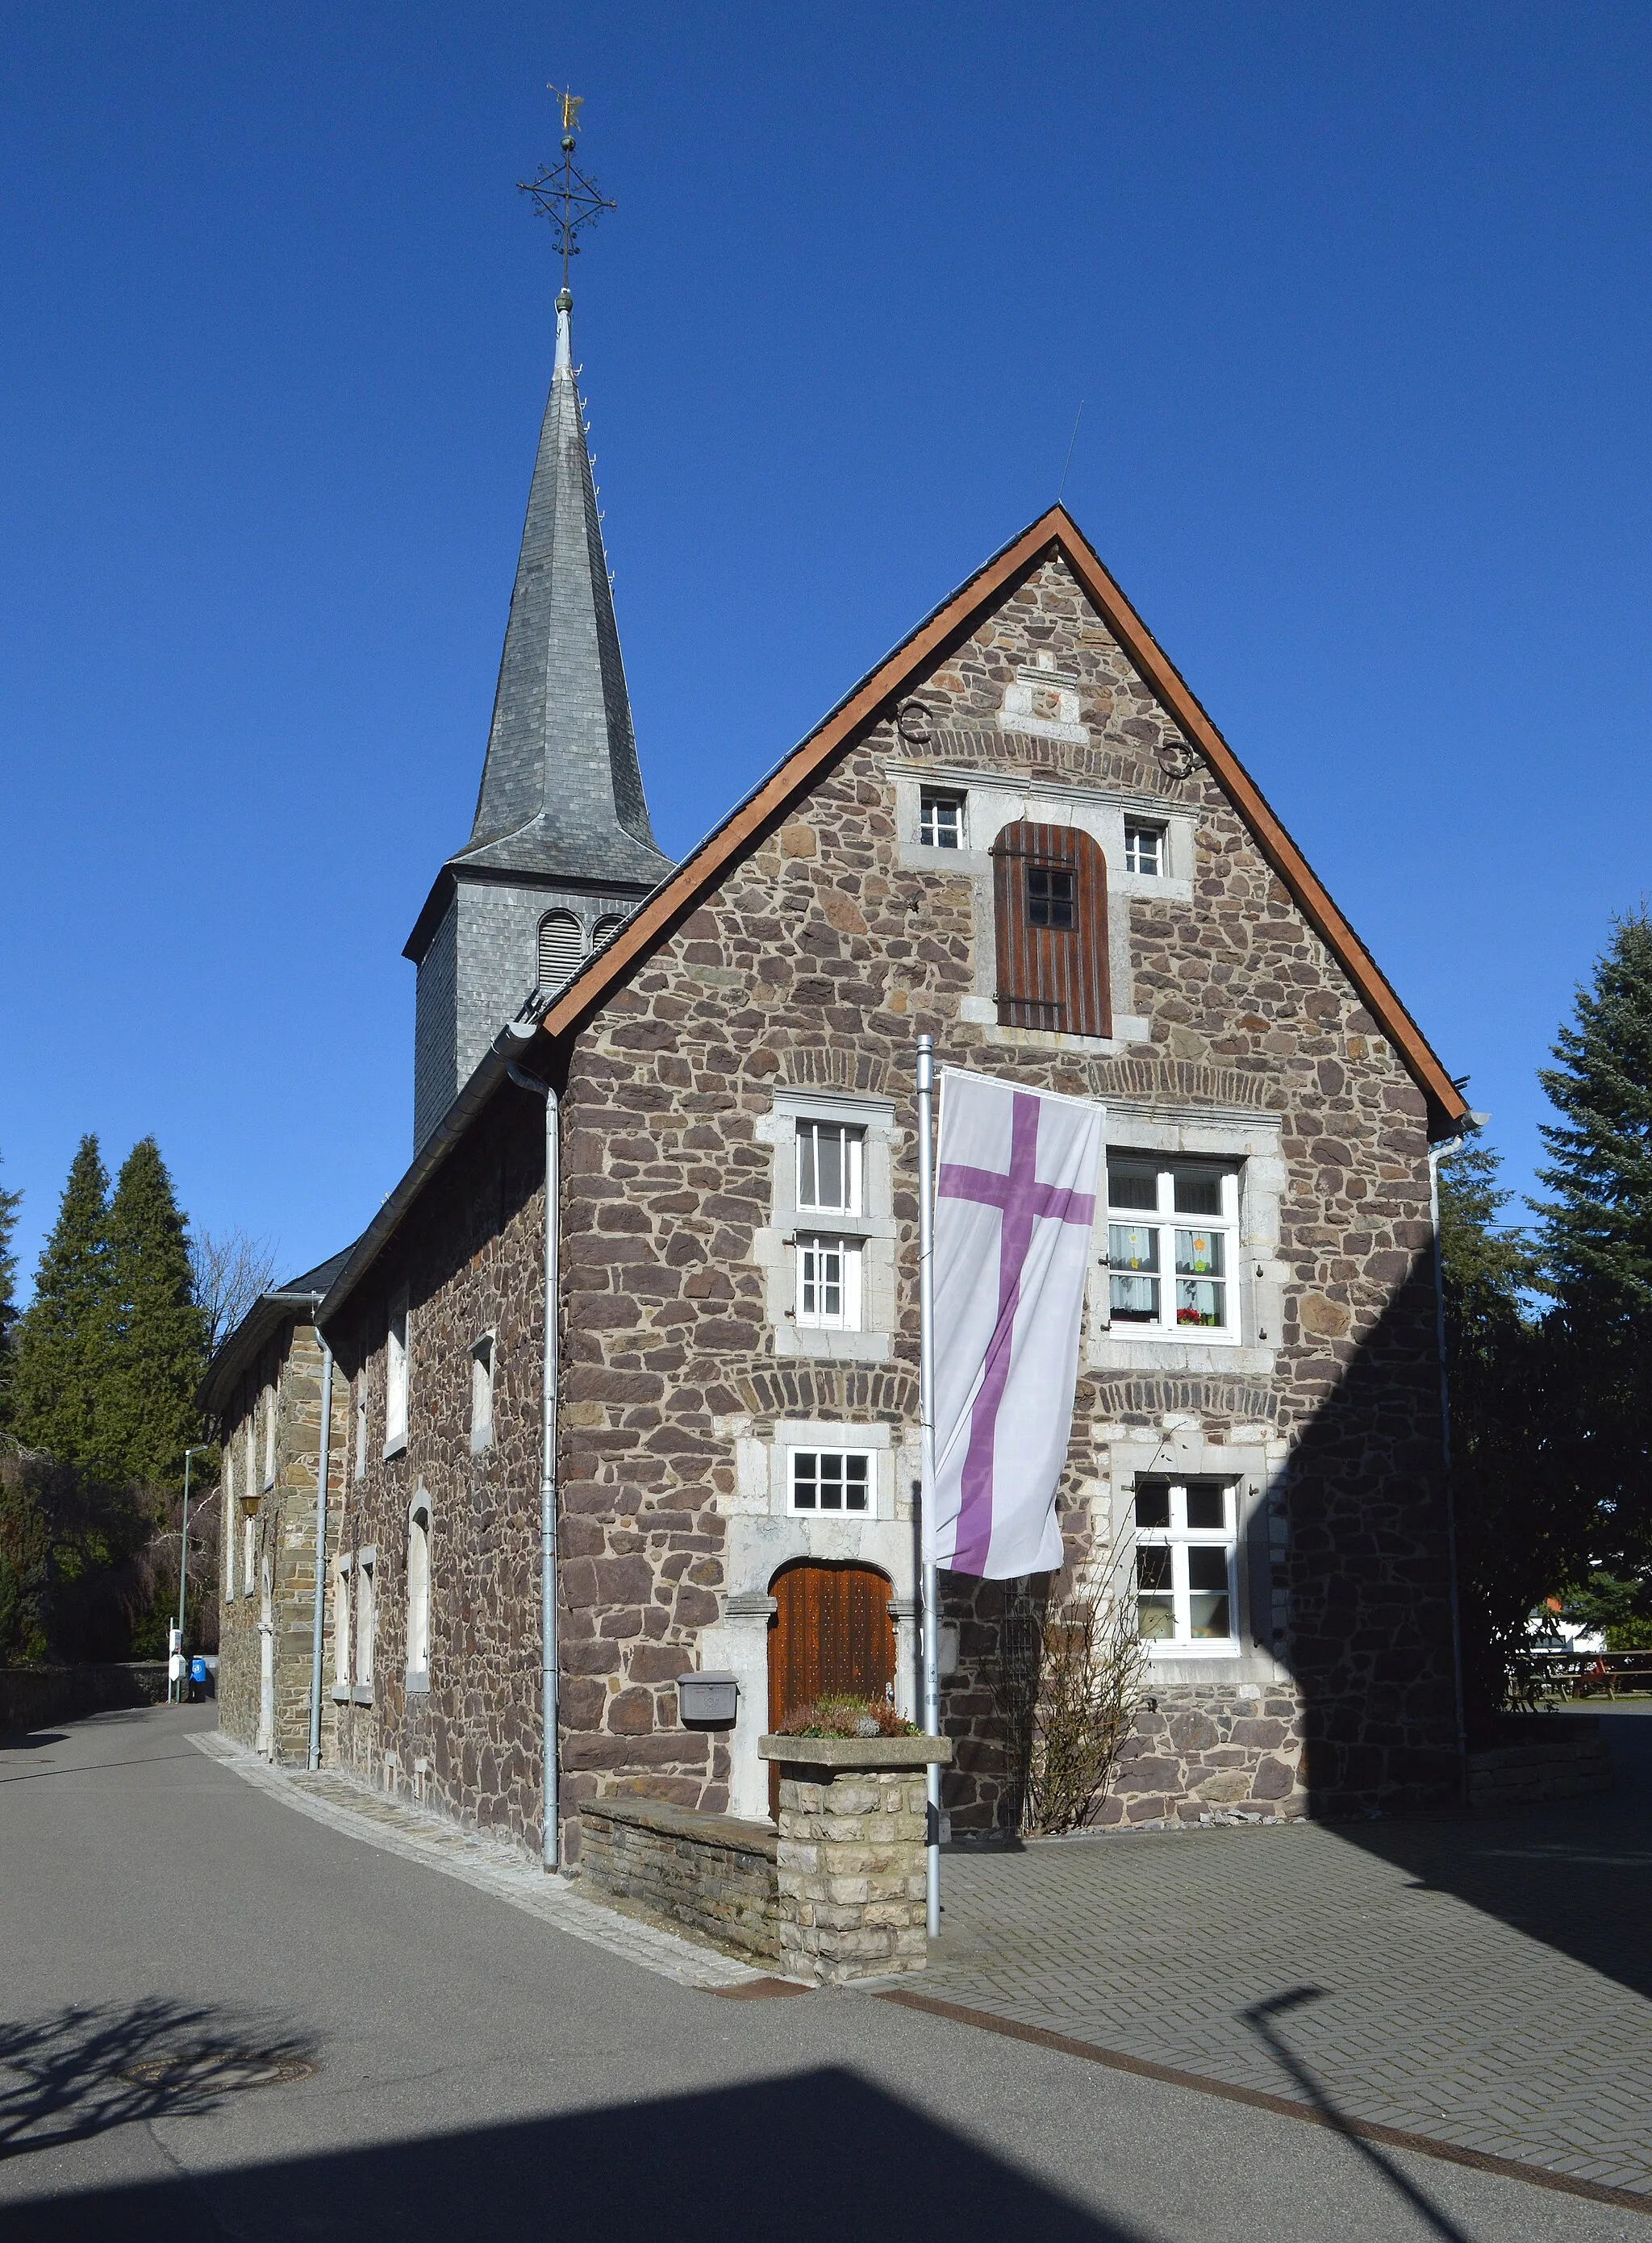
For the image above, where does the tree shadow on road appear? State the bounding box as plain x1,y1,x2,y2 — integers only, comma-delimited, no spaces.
0,1997,319,2160
0,2063,1146,2243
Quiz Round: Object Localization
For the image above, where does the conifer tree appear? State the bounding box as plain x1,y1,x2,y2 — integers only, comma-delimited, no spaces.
0,1151,21,1429
11,1137,111,1465
1537,909,1652,1321
97,1138,207,1486
1438,1130,1587,1724
1533,909,1652,1578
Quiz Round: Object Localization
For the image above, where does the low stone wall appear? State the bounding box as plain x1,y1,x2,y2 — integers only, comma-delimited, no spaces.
0,1663,169,1733
580,1795,781,1964
1468,1717,1612,1808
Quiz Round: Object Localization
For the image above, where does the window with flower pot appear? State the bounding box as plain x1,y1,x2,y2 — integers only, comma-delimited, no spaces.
1106,1157,1239,1339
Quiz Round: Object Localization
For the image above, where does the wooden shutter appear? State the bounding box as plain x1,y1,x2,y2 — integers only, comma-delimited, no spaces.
991,821,1112,1038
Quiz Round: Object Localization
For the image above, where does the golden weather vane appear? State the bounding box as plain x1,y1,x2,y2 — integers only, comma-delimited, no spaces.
519,83,615,290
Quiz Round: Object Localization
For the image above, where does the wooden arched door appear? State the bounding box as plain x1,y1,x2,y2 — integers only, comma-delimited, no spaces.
767,1561,897,1819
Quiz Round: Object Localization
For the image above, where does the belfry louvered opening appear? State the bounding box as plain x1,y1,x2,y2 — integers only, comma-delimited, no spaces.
536,911,586,990
991,820,1111,1038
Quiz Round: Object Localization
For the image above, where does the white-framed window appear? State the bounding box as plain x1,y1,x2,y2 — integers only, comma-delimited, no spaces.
1107,1158,1239,1337
1133,1479,1238,1649
536,910,585,989
470,1333,495,1452
244,1420,257,1540
407,1503,430,1681
355,1547,377,1690
796,1119,863,1215
919,789,966,848
334,1553,353,1687
788,1448,874,1515
385,1295,409,1450
242,1507,256,1599
262,1387,277,1489
796,1236,861,1330
1124,819,1166,876
354,1380,367,1480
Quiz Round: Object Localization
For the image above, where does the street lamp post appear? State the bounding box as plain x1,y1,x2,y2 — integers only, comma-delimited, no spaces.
174,1444,211,1703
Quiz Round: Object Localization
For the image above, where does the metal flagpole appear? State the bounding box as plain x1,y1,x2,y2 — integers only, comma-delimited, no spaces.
916,1033,941,1939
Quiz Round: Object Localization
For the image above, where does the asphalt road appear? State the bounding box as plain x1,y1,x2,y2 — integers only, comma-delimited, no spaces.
0,1703,1641,2243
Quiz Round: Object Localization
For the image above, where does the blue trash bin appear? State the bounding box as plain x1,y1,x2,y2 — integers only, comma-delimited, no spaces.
188,1655,208,1701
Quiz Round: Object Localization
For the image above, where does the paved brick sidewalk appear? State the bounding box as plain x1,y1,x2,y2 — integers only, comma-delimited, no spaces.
189,1732,765,1993
900,1713,1652,2195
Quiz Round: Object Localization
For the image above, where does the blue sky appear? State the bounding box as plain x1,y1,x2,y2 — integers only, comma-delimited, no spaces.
4,2,1650,1292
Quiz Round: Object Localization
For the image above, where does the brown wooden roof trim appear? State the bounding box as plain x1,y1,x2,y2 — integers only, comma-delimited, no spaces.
535,505,1466,1132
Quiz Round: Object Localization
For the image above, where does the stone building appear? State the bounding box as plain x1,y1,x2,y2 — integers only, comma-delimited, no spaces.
203,1253,350,1761
291,273,1469,1857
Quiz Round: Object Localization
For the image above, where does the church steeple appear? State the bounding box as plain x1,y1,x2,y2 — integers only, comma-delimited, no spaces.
404,94,672,1153
455,286,670,888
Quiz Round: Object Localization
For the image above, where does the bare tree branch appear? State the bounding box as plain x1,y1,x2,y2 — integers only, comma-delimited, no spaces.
190,1228,279,1354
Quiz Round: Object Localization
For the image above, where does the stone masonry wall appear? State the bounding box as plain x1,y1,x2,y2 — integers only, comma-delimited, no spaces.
218,1320,348,1765
331,1091,563,1851
336,548,1458,1853
580,1796,780,1963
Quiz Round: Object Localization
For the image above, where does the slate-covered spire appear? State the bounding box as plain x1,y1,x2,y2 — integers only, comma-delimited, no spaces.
456,289,671,888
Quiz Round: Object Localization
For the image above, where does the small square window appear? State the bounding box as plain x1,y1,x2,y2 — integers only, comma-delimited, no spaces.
920,791,966,848
1124,820,1166,876
1027,866,1075,929
797,1236,861,1331
790,1449,873,1513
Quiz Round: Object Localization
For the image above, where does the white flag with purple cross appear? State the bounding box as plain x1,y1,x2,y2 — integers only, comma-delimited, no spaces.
925,1069,1104,1579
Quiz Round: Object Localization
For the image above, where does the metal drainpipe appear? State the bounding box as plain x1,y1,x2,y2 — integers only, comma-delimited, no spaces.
1428,1127,1473,1800
506,1052,561,1872
307,1301,334,1772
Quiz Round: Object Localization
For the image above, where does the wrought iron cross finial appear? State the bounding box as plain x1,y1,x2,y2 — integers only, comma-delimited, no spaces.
519,83,615,290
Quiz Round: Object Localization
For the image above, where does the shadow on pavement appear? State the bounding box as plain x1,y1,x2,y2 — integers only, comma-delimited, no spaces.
0,1998,320,2162
1333,1712,1652,2007
1244,1989,1475,2243
2,2066,1146,2243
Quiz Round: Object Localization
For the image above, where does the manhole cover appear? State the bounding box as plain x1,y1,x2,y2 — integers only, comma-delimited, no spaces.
121,2051,316,2091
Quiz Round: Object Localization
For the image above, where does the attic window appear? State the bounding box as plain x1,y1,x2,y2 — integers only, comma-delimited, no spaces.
536,911,585,990
920,790,965,848
1124,820,1166,877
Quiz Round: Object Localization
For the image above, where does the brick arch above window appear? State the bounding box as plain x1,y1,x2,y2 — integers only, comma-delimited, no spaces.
990,820,1112,1040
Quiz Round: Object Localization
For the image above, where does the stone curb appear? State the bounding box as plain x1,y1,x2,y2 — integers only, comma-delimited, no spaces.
187,1732,766,1993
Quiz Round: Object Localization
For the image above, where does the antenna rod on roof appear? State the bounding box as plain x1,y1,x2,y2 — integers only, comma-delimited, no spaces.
1056,400,1085,507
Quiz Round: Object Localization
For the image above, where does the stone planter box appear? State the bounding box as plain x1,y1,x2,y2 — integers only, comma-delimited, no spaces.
760,1733,953,1985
